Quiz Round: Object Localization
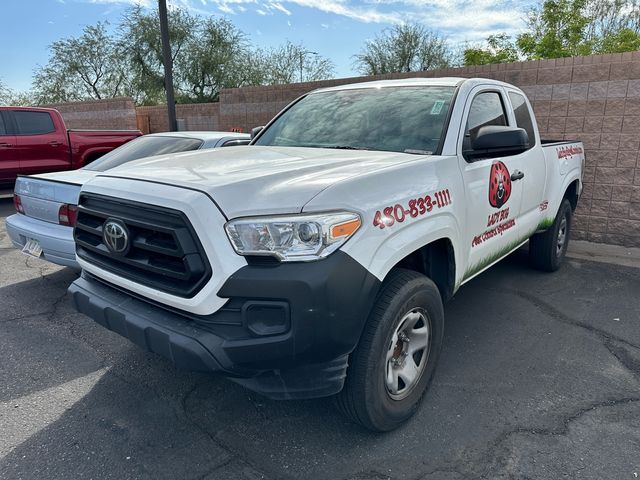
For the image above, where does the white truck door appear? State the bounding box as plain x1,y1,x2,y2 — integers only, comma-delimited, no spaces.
457,87,525,280
504,90,547,235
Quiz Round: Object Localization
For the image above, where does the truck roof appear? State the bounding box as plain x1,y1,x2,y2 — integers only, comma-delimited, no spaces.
0,106,61,113
312,77,519,94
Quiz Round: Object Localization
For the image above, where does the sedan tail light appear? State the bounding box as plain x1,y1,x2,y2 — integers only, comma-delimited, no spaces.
13,194,24,214
58,204,78,227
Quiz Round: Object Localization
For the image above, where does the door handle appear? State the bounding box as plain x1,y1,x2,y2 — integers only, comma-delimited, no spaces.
49,141,62,147
510,170,525,181
0,142,12,147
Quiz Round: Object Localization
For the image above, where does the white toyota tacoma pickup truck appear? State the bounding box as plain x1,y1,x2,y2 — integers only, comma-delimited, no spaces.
68,77,584,431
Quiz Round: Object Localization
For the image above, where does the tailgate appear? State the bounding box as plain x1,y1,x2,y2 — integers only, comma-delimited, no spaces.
14,176,83,224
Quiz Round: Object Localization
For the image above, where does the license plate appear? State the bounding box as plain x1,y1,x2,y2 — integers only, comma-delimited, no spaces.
22,238,43,258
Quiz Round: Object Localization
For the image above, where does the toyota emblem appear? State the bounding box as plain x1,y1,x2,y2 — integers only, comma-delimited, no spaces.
103,219,130,255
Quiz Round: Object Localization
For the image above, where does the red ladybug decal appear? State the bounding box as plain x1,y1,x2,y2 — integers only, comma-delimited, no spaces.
489,161,511,208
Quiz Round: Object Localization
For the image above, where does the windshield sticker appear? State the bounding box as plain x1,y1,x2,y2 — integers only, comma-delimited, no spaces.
430,100,445,115
373,189,452,229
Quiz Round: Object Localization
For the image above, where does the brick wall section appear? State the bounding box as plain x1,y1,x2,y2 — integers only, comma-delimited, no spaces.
216,51,640,247
136,103,220,134
43,97,137,130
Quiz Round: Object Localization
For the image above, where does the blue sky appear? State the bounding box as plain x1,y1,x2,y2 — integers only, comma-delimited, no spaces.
1,0,532,92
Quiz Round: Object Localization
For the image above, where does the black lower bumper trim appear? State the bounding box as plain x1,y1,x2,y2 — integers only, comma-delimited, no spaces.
69,276,225,373
68,251,377,399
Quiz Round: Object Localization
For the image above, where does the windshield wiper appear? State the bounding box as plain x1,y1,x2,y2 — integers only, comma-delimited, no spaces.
322,145,371,151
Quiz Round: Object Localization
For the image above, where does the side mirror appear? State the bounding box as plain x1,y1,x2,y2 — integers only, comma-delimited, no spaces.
250,126,264,140
467,126,529,160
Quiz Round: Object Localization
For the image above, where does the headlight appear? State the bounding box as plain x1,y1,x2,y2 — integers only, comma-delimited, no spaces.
225,212,361,262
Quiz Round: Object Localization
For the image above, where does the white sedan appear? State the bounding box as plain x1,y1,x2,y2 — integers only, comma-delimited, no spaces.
6,131,249,268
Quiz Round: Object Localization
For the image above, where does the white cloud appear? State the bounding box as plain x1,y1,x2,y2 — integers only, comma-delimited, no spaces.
269,2,292,15
218,3,235,13
200,0,525,35
78,0,528,43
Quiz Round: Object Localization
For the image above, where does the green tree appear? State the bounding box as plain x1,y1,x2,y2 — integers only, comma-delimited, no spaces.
119,5,197,105
33,22,129,103
259,41,335,84
517,0,593,59
0,79,10,105
587,0,640,52
354,23,452,75
28,6,335,105
463,34,519,65
598,27,640,52
516,0,640,59
177,18,262,102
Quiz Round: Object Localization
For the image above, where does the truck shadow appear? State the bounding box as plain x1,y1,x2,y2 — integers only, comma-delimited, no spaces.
2,251,639,479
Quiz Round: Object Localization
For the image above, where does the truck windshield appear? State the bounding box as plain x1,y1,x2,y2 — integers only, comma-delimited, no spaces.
83,136,203,172
254,86,456,155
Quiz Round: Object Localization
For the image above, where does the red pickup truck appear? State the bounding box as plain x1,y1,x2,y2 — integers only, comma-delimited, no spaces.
0,106,141,184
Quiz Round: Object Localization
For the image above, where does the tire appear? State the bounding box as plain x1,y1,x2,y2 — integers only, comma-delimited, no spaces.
335,268,444,432
529,198,572,272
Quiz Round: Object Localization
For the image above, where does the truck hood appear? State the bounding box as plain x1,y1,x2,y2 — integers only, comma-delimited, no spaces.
98,146,425,218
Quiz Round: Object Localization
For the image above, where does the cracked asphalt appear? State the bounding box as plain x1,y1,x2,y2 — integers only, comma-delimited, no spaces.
1,197,639,480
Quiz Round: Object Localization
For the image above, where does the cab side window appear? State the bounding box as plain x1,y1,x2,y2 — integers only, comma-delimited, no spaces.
0,114,6,135
463,92,507,155
13,111,55,135
508,92,535,149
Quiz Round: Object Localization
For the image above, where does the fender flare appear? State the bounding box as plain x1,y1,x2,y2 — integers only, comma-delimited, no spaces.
362,212,461,285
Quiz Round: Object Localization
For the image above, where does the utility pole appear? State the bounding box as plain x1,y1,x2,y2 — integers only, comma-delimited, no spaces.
158,0,177,131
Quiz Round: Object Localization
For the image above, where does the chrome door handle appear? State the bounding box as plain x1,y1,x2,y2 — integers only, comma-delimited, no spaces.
0,142,12,147
49,141,62,147
510,170,525,181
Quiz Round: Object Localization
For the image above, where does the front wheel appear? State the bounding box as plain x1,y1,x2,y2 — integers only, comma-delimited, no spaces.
335,269,444,432
529,198,573,272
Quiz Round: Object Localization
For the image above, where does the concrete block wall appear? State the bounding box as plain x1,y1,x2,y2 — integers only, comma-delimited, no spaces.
43,97,137,130
136,103,221,134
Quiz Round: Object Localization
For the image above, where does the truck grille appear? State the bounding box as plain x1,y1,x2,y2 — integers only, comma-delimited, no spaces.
74,193,212,298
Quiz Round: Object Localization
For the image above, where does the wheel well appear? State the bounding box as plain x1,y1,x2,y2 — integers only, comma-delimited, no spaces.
563,180,580,211
392,238,455,302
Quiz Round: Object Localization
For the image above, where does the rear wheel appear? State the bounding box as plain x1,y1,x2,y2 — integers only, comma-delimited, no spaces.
529,198,572,272
335,269,444,431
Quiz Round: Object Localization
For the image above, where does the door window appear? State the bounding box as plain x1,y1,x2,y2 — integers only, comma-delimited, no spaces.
0,114,6,135
508,92,535,148
465,92,507,140
463,92,507,156
14,111,55,135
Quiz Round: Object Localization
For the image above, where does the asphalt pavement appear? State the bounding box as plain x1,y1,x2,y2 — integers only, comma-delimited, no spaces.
1,197,639,480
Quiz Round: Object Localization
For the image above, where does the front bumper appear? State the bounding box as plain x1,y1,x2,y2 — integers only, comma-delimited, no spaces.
5,214,78,269
68,251,381,399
